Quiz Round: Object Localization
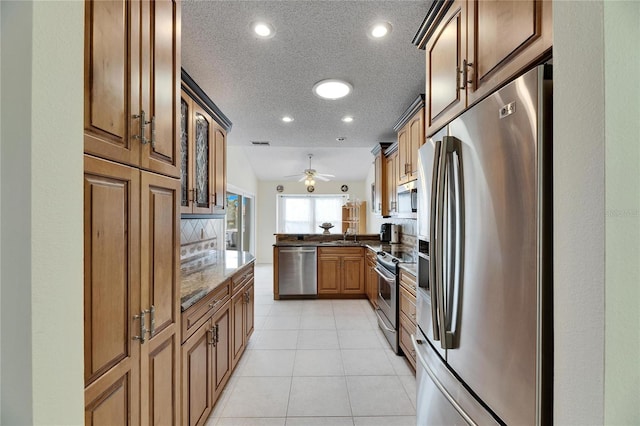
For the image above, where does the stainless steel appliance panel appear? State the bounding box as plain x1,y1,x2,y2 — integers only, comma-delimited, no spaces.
417,127,448,360
413,334,500,426
438,66,550,425
374,262,398,352
277,247,317,296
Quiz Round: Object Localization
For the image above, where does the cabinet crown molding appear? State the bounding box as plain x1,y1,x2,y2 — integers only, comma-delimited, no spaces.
412,0,453,50
371,142,392,156
392,94,425,132
181,68,233,132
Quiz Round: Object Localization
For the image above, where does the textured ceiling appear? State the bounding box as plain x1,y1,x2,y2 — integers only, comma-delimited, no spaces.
182,0,431,181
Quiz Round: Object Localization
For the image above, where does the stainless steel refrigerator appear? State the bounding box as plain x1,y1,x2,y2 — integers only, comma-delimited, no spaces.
413,65,553,425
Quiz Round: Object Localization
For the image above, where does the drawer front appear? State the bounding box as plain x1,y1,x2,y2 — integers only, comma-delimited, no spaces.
399,317,417,371
399,284,417,324
400,269,417,296
318,246,364,257
366,248,377,262
182,280,230,343
232,264,254,294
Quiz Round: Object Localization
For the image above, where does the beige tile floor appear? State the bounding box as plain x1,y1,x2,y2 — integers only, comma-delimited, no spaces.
205,263,417,426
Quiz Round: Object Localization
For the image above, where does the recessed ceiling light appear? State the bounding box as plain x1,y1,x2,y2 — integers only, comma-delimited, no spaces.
313,79,353,100
252,21,275,39
369,22,392,39
341,116,354,123
336,137,346,142
282,116,294,123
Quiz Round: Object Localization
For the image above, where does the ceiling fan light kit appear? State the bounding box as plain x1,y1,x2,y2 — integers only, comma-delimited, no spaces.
283,154,335,187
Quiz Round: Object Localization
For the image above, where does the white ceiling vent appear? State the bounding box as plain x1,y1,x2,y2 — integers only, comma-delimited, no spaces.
251,141,271,146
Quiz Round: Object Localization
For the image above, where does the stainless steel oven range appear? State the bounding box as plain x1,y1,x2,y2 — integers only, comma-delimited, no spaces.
374,249,415,354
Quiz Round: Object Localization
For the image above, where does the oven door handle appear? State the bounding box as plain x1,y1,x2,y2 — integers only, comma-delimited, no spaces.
374,266,395,283
375,309,396,333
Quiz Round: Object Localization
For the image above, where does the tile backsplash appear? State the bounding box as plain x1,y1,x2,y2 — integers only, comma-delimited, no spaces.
180,218,224,246
180,218,225,271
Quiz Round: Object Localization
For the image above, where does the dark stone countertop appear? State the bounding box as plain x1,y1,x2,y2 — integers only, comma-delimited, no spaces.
180,250,255,311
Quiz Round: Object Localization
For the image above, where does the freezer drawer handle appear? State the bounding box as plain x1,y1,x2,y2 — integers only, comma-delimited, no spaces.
412,335,476,426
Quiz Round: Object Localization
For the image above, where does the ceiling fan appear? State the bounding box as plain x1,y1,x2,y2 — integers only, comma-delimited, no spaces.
285,154,335,185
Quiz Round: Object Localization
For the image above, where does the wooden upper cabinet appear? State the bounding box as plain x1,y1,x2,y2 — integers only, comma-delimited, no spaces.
374,153,384,215
425,0,467,135
371,143,390,217
408,110,425,180
84,0,140,167
385,147,398,215
397,128,409,184
181,71,232,216
417,0,552,137
83,155,141,425
393,96,425,184
213,126,227,212
139,0,180,177
467,0,552,105
85,0,180,177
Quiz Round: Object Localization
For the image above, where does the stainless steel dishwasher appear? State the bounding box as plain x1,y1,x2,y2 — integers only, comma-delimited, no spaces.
277,246,317,296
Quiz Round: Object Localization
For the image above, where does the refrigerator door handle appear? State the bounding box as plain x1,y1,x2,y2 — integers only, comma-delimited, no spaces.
412,335,477,426
429,140,443,341
441,136,465,349
435,136,448,349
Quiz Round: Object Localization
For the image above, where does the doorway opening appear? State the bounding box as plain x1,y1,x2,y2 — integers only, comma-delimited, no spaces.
226,191,254,253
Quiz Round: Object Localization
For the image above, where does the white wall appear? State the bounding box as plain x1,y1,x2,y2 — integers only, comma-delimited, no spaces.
1,1,84,424
604,1,640,423
227,145,258,195
256,180,367,263
553,2,606,424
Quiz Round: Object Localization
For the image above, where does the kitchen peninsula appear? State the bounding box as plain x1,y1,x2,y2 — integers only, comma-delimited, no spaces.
180,249,255,425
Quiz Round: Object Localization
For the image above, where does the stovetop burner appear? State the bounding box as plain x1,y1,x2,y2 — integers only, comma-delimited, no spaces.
376,248,416,272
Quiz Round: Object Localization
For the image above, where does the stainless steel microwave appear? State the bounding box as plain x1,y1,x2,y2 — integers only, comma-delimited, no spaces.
397,181,417,218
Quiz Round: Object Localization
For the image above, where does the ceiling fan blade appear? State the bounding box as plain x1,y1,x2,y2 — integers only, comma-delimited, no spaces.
317,173,335,178
283,174,303,178
315,175,331,182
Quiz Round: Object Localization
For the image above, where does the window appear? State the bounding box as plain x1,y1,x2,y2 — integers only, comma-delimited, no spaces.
277,194,348,234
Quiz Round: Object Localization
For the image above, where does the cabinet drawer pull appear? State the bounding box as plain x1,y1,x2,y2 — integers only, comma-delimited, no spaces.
209,299,220,309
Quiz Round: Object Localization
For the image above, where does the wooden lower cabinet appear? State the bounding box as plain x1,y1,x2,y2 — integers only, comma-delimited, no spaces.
399,269,418,372
365,249,378,308
181,301,232,426
84,155,181,425
317,247,365,296
231,289,246,368
399,317,417,371
231,265,255,369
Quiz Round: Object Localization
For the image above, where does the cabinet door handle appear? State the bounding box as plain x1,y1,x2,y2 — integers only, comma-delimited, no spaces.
457,60,473,90
149,115,156,149
208,326,216,346
133,110,153,146
215,323,220,345
133,310,148,343
148,305,155,338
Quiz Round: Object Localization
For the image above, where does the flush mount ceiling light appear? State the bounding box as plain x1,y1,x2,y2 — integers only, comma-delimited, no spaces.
341,116,354,123
251,21,275,39
281,116,294,123
369,21,392,39
312,79,353,100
